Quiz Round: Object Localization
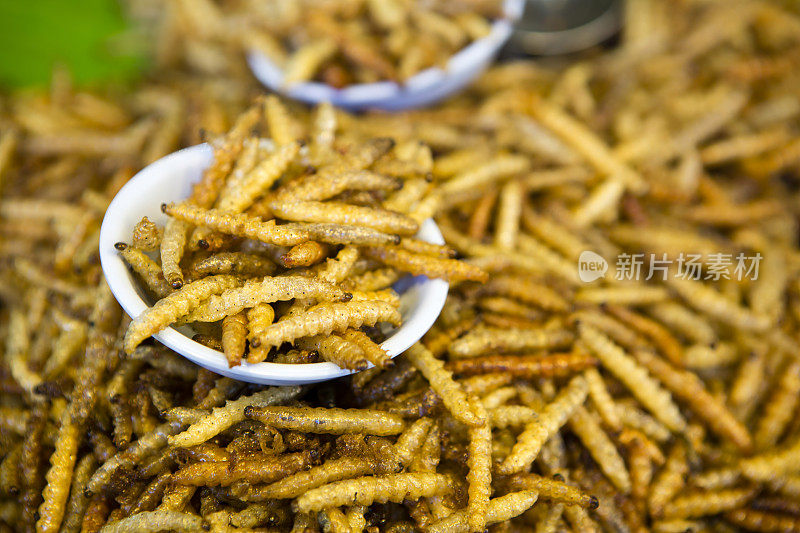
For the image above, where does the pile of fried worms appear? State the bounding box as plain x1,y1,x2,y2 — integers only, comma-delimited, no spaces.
2,1,800,531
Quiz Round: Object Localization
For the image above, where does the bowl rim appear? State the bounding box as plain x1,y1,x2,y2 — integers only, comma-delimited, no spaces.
99,144,449,385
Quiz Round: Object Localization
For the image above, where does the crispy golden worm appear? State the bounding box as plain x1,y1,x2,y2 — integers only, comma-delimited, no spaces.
363,245,488,283
293,473,453,513
169,386,302,448
163,203,311,246
182,276,351,323
465,398,491,533
123,275,241,353
245,406,405,435
449,327,573,358
498,375,588,475
579,324,686,432
245,301,400,360
405,343,484,427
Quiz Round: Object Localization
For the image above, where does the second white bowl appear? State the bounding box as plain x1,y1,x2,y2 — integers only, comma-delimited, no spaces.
247,0,524,111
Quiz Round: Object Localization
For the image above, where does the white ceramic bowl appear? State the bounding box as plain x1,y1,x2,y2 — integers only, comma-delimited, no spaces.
99,144,449,385
247,0,524,111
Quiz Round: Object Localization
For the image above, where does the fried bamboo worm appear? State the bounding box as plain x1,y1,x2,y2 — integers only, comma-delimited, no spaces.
340,329,392,368
634,349,752,452
132,217,162,251
466,398,491,533
216,140,301,213
569,406,631,493
649,442,688,518
482,275,570,312
406,343,484,427
441,155,530,195
183,276,350,323
425,491,540,533
298,334,369,370
579,324,686,433
221,311,247,367
246,301,400,361
498,375,588,475
754,360,800,450
724,508,800,532
115,243,172,299
506,474,598,509
449,327,573,358
300,223,400,246
242,456,380,502
283,39,338,85
6,309,42,393
363,245,488,283
192,252,276,277
394,418,434,466
293,473,453,513
279,240,330,268
528,94,646,193
667,275,772,331
245,406,405,435
660,488,756,520
163,203,311,246
20,402,48,528
275,169,400,203
160,217,189,289
270,200,419,236
605,305,684,367
169,386,303,448
60,453,96,533
172,451,313,486
447,353,596,378
123,275,241,353
95,510,205,533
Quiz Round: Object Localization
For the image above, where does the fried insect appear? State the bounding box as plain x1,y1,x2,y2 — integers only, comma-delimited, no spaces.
447,353,596,378
405,343,484,427
160,218,189,289
221,311,247,367
507,474,598,509
293,473,454,513
245,406,405,435
132,217,162,251
183,276,350,323
634,349,752,452
115,243,172,299
191,252,276,277
466,398,491,533
245,301,400,361
498,375,588,475
270,199,419,236
363,245,488,283
169,387,303,448
279,240,330,268
340,329,392,368
425,491,540,533
123,275,241,353
569,406,631,493
163,203,310,246
449,327,573,358
172,451,313,486
580,325,686,432
95,510,204,533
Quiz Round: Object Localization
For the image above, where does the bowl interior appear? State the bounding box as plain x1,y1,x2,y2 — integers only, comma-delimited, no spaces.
99,144,449,385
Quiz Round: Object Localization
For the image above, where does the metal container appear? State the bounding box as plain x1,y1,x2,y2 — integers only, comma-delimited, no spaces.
508,0,623,55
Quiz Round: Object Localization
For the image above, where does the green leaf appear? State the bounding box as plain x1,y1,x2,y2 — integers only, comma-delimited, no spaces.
0,0,147,89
